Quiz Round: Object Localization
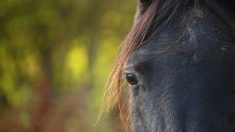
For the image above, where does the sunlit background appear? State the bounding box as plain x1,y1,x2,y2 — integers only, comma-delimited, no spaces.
0,0,135,131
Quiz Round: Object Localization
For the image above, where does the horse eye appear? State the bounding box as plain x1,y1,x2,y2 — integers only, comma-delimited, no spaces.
125,73,138,86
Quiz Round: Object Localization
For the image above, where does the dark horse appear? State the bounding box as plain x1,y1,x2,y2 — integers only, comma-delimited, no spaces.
105,0,235,131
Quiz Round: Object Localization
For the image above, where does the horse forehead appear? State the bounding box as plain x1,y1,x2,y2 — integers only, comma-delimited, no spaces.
128,8,233,65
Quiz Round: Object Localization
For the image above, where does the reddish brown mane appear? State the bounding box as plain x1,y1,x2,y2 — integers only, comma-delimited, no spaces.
103,2,157,130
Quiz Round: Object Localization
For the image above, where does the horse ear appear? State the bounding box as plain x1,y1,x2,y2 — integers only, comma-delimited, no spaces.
135,0,153,19
137,0,152,10
138,0,152,5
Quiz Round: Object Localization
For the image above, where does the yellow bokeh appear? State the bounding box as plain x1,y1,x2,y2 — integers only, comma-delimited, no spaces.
0,0,135,131
65,39,88,82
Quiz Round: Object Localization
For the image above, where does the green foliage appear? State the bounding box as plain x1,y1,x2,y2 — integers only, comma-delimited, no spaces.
0,0,135,131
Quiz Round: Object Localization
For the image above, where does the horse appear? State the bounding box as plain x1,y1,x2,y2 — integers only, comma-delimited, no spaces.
104,0,235,131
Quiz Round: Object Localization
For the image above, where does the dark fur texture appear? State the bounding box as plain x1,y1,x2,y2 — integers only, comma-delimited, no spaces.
105,0,235,131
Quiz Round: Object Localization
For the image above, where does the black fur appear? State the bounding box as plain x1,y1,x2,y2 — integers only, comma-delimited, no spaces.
125,0,235,131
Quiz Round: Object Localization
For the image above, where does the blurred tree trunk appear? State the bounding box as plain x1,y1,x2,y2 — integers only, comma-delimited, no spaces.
31,49,52,132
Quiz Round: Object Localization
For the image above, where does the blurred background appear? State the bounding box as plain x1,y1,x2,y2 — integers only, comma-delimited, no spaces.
0,0,135,131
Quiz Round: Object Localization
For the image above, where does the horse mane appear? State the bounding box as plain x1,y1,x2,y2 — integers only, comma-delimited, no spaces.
103,0,235,131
